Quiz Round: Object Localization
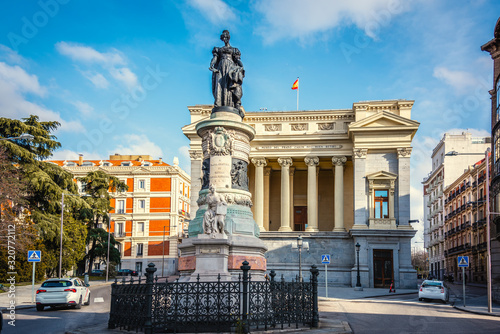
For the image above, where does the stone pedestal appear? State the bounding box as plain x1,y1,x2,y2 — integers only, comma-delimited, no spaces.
180,108,267,281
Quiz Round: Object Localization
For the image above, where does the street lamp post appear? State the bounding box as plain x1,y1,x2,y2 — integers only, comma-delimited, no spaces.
297,235,303,282
355,242,362,290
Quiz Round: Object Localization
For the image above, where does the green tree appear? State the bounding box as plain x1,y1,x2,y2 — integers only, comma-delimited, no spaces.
0,116,89,278
78,170,127,273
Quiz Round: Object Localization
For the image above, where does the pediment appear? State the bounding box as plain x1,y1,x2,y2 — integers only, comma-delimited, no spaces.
349,111,419,129
366,170,398,180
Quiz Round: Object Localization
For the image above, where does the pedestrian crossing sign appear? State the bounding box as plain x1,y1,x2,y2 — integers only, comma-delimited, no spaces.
321,254,330,264
28,250,41,262
458,256,469,268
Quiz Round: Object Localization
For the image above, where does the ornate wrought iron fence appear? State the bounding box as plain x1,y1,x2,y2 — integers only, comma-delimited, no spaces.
108,261,319,333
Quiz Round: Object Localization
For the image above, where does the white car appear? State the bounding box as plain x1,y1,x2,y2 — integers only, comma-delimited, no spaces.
36,277,91,311
418,280,449,303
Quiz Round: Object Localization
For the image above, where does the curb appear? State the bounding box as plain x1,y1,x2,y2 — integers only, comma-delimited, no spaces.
452,305,500,317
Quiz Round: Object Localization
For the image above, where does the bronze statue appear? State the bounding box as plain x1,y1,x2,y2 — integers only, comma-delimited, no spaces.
209,30,244,116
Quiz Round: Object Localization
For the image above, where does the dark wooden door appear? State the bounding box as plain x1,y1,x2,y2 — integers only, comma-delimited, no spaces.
294,206,307,231
373,249,393,288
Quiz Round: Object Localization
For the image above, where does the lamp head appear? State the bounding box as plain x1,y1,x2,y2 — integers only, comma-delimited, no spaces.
356,242,360,250
297,235,303,247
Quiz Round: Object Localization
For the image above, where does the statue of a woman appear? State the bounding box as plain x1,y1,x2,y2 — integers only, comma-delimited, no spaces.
209,30,244,114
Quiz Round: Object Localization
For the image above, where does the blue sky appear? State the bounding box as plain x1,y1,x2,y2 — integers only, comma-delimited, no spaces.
1,0,499,244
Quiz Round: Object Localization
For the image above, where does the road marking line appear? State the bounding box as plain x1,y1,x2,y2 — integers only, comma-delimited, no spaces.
94,297,104,303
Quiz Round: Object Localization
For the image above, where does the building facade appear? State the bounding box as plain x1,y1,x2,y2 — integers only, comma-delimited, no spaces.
51,154,190,276
422,133,490,280
481,16,500,301
443,158,489,283
183,100,419,288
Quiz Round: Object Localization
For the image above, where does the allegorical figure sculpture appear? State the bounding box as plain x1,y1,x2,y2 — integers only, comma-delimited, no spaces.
209,30,245,117
203,184,227,238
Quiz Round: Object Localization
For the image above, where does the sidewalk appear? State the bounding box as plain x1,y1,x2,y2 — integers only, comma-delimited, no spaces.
447,282,500,317
0,279,114,311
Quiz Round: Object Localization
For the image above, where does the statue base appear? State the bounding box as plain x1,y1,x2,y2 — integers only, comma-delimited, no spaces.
178,234,267,282
211,106,243,120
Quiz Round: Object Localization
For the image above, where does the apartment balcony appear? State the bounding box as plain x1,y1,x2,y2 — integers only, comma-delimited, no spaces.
447,244,466,256
431,223,439,232
438,234,444,243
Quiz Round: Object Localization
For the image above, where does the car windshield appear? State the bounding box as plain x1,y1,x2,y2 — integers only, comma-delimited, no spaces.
41,280,73,287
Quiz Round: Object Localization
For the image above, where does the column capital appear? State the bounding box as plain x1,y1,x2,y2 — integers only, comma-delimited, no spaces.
397,147,412,158
189,150,203,160
264,167,272,176
290,166,296,176
353,148,367,159
332,156,347,166
278,157,293,168
251,157,267,167
304,156,319,166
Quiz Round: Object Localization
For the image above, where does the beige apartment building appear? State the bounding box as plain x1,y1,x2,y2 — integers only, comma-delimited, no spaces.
51,154,190,276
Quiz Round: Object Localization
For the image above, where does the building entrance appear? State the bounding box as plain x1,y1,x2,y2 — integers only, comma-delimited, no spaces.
373,249,393,288
294,206,307,231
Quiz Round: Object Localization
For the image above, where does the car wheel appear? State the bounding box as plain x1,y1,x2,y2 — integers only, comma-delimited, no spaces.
74,296,82,309
84,293,91,306
418,298,423,301
36,305,44,311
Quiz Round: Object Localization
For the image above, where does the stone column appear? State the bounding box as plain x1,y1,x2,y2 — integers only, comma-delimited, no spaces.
251,158,267,231
397,148,411,226
264,167,271,230
353,149,369,228
332,156,347,231
278,157,293,231
305,156,319,232
189,150,203,214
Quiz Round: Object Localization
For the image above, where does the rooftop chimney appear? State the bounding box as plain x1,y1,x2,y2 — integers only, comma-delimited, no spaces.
78,154,83,166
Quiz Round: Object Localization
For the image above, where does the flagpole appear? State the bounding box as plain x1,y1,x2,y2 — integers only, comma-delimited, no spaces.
296,77,299,111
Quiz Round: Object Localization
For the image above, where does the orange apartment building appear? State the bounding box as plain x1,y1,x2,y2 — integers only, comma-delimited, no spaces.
50,154,190,276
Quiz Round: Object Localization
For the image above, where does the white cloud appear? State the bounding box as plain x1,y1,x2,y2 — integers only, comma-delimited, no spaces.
0,61,84,133
80,71,110,89
253,0,410,43
187,0,237,24
57,42,140,91
72,101,94,115
0,45,26,65
109,67,140,91
109,134,164,158
433,67,481,94
55,42,125,66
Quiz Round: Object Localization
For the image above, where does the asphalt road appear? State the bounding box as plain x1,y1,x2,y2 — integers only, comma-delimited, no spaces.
321,293,500,334
2,284,111,334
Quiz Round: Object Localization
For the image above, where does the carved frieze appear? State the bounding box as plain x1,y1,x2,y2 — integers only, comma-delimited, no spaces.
264,124,281,132
291,123,308,131
318,123,335,130
197,192,253,208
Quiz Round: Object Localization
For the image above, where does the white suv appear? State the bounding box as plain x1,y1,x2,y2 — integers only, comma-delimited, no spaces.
36,277,91,311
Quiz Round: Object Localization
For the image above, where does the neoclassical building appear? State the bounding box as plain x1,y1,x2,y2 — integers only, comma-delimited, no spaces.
182,100,419,288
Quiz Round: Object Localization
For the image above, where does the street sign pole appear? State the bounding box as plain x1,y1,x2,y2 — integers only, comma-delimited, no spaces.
32,262,36,302
325,264,328,298
462,266,466,307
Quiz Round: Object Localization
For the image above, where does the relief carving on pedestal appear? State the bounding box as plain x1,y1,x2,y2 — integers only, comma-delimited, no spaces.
231,158,249,191
201,159,210,190
208,126,233,156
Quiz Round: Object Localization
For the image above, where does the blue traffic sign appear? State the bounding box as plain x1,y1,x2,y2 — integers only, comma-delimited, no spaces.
321,254,330,264
28,250,41,262
458,256,469,268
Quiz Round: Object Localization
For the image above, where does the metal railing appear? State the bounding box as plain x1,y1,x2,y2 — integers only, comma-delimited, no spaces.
108,262,319,333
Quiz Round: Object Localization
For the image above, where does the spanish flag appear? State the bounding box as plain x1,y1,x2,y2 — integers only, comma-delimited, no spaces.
291,78,299,90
